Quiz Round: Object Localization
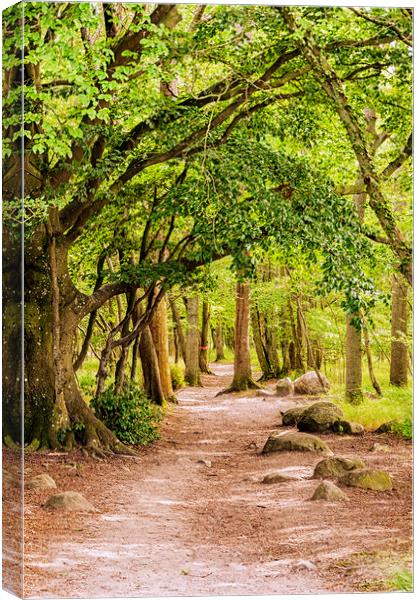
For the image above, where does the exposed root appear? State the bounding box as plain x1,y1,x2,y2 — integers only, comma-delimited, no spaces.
215,379,263,397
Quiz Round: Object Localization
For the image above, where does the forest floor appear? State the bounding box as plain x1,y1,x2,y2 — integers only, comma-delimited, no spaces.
17,363,412,597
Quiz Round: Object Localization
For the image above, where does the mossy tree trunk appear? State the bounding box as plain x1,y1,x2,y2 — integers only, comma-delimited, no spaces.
390,274,409,386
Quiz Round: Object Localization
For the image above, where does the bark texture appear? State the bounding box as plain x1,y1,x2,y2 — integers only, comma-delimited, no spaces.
390,275,409,386
184,296,201,386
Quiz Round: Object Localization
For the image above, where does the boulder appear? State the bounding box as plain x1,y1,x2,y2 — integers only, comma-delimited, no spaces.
262,471,301,484
45,491,95,512
276,378,294,397
310,481,348,502
312,456,365,479
262,431,333,455
339,468,393,491
294,371,330,395
331,420,364,436
297,401,344,433
282,406,307,426
375,421,396,434
26,474,57,490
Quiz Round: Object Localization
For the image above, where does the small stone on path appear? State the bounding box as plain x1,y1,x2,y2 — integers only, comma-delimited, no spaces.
370,443,392,453
339,468,393,491
197,459,212,467
310,480,348,502
45,491,95,511
312,456,365,479
262,431,333,455
262,471,301,484
26,474,57,490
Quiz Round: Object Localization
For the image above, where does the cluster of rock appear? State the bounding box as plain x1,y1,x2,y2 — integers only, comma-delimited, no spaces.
260,401,394,501
19,472,96,512
280,400,365,436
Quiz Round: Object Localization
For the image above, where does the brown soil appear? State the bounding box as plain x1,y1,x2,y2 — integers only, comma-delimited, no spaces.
6,364,412,597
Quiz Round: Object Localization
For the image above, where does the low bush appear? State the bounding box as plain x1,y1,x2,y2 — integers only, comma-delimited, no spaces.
170,363,185,390
91,383,162,446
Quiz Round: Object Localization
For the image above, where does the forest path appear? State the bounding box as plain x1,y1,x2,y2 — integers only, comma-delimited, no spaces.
24,363,412,597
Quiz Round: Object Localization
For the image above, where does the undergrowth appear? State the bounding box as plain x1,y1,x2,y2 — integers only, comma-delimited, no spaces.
91,383,162,446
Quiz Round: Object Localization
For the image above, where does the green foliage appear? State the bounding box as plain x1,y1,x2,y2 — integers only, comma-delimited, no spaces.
386,567,413,592
170,363,185,391
91,383,162,446
388,418,412,440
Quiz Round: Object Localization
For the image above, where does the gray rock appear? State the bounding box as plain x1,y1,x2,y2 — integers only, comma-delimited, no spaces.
370,443,392,453
339,468,393,491
312,456,365,479
310,480,348,501
45,491,95,511
332,420,364,436
282,406,307,426
262,471,301,484
262,431,333,455
276,378,294,397
375,421,396,434
26,474,57,490
297,401,344,433
294,371,330,395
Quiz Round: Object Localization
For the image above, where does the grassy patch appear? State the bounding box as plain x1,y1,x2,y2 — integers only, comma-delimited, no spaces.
327,362,412,436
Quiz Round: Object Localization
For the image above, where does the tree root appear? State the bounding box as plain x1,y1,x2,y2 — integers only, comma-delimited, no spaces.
215,378,263,397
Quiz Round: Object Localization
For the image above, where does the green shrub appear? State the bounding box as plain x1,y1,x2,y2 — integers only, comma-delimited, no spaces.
389,418,412,440
170,363,185,390
91,383,162,446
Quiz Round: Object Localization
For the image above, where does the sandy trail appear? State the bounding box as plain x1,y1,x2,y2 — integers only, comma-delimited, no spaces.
19,363,412,597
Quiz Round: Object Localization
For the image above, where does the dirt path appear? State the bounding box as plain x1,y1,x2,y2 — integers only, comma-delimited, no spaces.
21,364,412,597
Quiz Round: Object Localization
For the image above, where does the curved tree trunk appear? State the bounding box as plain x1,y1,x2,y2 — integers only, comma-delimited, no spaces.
390,275,409,386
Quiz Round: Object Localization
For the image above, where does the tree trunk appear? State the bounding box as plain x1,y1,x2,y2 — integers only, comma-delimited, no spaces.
3,227,128,453
221,281,259,393
199,300,212,374
213,321,225,361
169,295,187,364
251,309,270,378
139,325,166,405
184,296,201,386
345,315,363,403
390,275,409,386
150,295,174,399
363,326,382,396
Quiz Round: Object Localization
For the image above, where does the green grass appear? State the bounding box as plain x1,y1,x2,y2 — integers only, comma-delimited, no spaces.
386,567,413,592
325,361,412,436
